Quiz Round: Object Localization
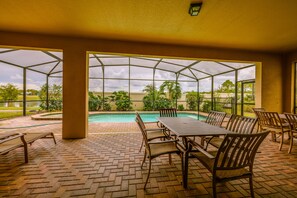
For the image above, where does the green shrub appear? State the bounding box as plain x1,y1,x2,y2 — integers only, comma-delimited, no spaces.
178,104,184,111
186,91,198,110
154,97,171,110
201,101,212,113
39,84,62,111
88,92,100,111
110,91,132,111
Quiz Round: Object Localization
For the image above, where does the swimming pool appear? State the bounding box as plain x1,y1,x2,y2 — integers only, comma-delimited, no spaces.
88,113,205,123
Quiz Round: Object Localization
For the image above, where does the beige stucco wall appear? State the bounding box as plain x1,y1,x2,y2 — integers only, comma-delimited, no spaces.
283,50,297,113
0,31,285,138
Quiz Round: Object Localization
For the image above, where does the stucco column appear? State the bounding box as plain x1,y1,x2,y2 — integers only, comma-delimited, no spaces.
62,48,88,139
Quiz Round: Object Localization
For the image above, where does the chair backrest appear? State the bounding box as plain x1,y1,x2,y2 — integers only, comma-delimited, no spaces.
135,113,149,147
214,131,269,172
135,112,146,130
226,115,258,134
159,108,177,117
285,113,297,131
205,111,226,127
252,107,265,118
257,111,282,129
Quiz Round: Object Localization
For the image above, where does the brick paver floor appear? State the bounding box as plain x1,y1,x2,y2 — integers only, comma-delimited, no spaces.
1,116,297,197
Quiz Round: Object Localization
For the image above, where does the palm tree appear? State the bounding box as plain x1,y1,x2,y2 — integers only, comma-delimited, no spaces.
159,81,182,107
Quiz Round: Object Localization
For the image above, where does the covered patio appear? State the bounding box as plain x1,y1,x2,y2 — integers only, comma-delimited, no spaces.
1,0,297,197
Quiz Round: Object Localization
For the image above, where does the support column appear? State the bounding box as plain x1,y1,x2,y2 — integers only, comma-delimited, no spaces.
63,48,88,139
23,68,26,116
46,75,49,111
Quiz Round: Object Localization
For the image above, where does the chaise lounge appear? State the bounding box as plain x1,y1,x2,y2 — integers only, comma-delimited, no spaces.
0,131,56,163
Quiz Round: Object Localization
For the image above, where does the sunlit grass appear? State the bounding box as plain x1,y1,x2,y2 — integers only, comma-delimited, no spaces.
0,111,35,120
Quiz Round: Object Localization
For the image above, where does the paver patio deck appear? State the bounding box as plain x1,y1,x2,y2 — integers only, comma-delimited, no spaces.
1,116,297,197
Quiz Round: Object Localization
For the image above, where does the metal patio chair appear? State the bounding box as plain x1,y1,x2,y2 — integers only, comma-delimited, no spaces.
205,111,227,127
257,111,290,152
159,108,177,117
205,114,258,149
201,111,227,146
159,108,178,138
135,112,169,152
252,107,266,132
192,131,269,198
135,114,181,189
284,113,297,153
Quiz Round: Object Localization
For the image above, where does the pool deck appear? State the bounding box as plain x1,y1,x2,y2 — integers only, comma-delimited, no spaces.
1,114,296,197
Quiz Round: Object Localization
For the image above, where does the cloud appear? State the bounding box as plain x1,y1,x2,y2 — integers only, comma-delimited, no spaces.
10,74,23,80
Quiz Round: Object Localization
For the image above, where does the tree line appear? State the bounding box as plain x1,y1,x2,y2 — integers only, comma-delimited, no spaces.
1,79,248,112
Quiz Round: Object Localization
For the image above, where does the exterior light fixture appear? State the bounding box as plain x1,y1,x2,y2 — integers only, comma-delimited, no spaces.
189,2,202,16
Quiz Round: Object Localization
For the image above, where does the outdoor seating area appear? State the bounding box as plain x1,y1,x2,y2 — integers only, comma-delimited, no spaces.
1,1,297,197
1,117,297,197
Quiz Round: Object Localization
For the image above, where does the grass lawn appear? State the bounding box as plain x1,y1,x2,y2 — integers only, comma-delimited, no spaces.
0,106,39,110
0,111,35,120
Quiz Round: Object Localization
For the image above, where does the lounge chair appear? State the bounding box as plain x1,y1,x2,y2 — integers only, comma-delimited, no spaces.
0,131,56,163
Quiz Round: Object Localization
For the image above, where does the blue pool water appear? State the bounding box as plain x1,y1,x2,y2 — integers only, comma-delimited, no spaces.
88,113,205,123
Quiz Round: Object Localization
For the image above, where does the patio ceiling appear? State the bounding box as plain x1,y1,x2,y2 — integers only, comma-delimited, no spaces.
0,48,254,80
0,1,297,52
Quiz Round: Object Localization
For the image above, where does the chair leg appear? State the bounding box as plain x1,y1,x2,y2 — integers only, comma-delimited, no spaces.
279,132,284,151
141,150,146,169
51,133,57,144
200,137,205,147
139,139,144,152
144,158,152,189
24,144,28,163
212,179,217,198
168,154,172,165
270,132,276,142
249,175,255,198
289,131,293,154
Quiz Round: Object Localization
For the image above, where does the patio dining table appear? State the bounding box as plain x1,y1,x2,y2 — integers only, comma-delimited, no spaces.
157,117,231,188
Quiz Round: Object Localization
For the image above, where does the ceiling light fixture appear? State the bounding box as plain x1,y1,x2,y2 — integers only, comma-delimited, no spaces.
189,2,202,16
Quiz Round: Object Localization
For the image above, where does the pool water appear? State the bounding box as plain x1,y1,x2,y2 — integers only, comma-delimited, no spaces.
88,113,205,123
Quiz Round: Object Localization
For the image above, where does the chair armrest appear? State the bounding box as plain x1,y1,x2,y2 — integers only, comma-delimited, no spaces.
148,139,178,145
144,128,166,132
0,132,24,144
144,121,159,124
193,145,216,159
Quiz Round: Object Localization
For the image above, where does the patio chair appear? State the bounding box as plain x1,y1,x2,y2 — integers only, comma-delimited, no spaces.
205,115,258,149
252,107,265,117
257,111,290,152
200,111,227,146
135,115,181,189
192,131,269,198
135,112,169,152
159,108,177,117
0,131,56,163
205,111,227,127
284,113,297,153
252,107,265,132
159,108,178,138
0,132,28,163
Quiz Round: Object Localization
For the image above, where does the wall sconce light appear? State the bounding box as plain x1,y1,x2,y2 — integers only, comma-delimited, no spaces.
189,2,202,16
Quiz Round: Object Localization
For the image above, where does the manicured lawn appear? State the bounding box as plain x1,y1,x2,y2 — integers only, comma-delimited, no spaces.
0,111,35,120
